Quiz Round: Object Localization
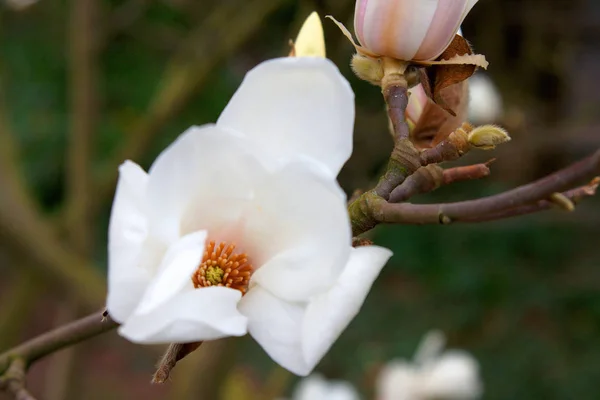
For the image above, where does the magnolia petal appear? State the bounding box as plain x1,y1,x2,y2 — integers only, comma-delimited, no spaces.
119,286,247,343
238,286,311,375
376,361,419,400
217,57,354,178
420,350,482,399
146,125,261,242
302,246,392,367
354,0,439,61
244,163,351,302
414,0,476,61
134,230,207,315
107,161,152,323
292,374,360,400
326,382,361,400
293,12,326,58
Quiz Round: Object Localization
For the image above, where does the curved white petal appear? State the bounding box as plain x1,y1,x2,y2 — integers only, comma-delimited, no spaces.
376,361,419,400
293,374,360,400
146,124,263,242
107,161,152,323
217,57,355,178
420,351,482,399
292,374,331,400
327,382,361,400
134,230,207,315
356,0,439,60
414,0,472,60
302,246,392,367
239,286,311,375
119,287,247,343
243,163,351,302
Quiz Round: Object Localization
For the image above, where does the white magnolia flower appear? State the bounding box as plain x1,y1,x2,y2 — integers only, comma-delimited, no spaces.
377,331,482,400
4,0,38,10
106,57,392,376
468,73,503,124
290,374,360,400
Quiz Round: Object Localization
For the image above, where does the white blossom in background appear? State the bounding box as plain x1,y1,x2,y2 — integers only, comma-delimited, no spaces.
468,73,503,124
376,331,482,400
289,374,361,400
4,0,38,10
353,0,479,61
106,55,392,376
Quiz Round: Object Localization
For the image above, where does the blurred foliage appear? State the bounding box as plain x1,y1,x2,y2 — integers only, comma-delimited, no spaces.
1,0,599,399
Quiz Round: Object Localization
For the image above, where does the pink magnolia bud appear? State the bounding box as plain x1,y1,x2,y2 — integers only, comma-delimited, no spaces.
354,0,479,61
406,84,429,129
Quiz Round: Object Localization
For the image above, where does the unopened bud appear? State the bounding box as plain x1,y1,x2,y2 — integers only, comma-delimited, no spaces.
353,0,479,61
467,125,511,150
350,54,383,85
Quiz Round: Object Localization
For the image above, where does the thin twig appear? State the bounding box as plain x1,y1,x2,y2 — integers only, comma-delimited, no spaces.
0,359,37,400
384,84,410,143
442,161,493,185
459,182,598,222
0,311,117,376
152,341,203,384
0,70,106,308
58,1,101,397
65,0,99,254
388,165,444,203
373,151,600,225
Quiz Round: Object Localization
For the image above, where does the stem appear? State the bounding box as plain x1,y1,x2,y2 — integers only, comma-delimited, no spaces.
0,311,117,376
460,184,597,222
0,359,37,400
66,0,99,254
373,150,600,225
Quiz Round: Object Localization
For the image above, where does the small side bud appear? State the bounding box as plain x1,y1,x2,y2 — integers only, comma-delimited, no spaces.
290,12,326,58
549,193,575,212
351,54,383,85
467,125,511,150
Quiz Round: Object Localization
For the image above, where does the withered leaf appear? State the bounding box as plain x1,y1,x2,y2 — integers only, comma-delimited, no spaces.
419,35,481,116
411,80,469,149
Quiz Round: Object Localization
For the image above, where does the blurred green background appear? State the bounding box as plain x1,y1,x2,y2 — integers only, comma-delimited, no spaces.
1,0,599,399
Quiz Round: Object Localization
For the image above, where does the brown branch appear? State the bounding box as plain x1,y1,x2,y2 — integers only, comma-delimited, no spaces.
459,182,598,222
66,0,99,254
373,150,600,225
59,2,101,397
0,311,117,376
419,123,473,165
0,359,36,400
0,68,106,308
442,161,493,185
387,162,492,203
152,342,203,384
383,161,492,207
384,84,410,143
388,164,443,203
0,270,40,350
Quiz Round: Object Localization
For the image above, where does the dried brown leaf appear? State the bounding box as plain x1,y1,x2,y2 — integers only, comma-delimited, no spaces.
411,80,468,148
420,35,485,116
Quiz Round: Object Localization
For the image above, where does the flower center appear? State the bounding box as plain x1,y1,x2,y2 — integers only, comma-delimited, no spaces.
192,240,254,294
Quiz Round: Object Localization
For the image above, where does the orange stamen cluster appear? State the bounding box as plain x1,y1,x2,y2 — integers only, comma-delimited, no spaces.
192,241,254,294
